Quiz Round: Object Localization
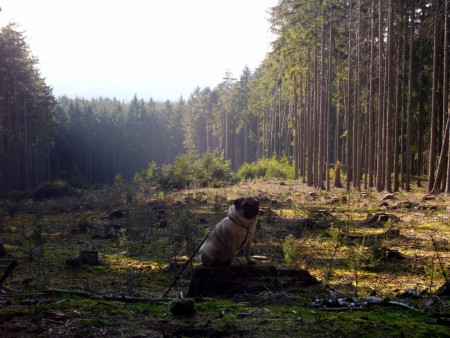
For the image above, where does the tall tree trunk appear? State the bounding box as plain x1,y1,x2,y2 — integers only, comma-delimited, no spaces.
335,65,342,174
384,0,394,193
444,0,450,193
432,120,449,193
346,0,353,191
318,2,326,190
353,0,361,191
376,0,385,191
326,10,333,191
300,78,306,182
405,1,415,192
307,66,314,186
368,0,376,188
393,14,402,192
294,76,299,180
428,0,440,192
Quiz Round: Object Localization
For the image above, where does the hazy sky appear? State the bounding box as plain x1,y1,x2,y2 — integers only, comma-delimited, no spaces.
0,0,277,102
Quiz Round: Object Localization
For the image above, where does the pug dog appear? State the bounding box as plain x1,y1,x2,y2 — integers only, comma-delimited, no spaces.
200,196,260,266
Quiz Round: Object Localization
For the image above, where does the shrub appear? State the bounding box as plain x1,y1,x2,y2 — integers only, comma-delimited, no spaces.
237,156,294,181
133,161,160,185
31,180,77,200
236,162,255,180
197,152,235,187
168,150,198,189
282,234,303,268
1,190,30,201
135,151,236,190
114,173,124,185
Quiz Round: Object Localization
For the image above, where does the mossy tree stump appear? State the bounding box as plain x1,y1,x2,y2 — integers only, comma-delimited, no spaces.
187,264,319,297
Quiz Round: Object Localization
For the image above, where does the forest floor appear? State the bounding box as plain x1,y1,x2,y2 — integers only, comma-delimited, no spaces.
0,180,449,337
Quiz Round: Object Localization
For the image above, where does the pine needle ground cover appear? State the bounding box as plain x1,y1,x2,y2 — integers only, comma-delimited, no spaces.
0,181,448,337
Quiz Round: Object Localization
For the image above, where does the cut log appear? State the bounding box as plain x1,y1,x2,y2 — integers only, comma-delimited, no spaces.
187,264,319,298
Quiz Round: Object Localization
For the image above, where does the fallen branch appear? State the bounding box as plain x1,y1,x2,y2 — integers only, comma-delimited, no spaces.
45,288,174,303
307,296,419,313
0,260,18,287
318,306,365,312
386,300,418,311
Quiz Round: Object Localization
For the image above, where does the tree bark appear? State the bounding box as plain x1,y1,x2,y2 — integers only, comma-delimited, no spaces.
428,0,440,192
405,2,415,192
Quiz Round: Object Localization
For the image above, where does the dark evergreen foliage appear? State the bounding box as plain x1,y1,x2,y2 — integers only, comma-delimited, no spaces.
1,1,449,192
0,24,56,191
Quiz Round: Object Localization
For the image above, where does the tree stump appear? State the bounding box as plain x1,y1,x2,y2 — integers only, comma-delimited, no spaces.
66,250,106,267
187,264,319,297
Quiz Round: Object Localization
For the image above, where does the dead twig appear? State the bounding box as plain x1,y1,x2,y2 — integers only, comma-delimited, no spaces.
45,288,174,303
430,236,448,282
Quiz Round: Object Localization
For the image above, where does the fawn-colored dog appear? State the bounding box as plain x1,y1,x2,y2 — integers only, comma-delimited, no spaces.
200,196,260,266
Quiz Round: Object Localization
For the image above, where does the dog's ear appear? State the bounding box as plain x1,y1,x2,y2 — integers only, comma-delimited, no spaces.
234,197,244,208
253,196,260,204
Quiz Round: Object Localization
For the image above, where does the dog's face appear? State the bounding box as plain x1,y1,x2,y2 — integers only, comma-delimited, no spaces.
234,196,260,219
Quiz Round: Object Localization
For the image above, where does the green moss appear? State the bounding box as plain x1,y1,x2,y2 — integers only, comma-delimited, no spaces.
131,303,166,315
331,308,450,337
214,314,240,332
195,299,250,314
84,318,109,327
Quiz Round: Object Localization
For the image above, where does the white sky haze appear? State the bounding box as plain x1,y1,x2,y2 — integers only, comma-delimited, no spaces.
0,0,276,101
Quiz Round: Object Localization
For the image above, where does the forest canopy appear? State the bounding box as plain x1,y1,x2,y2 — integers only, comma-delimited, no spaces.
1,0,450,194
